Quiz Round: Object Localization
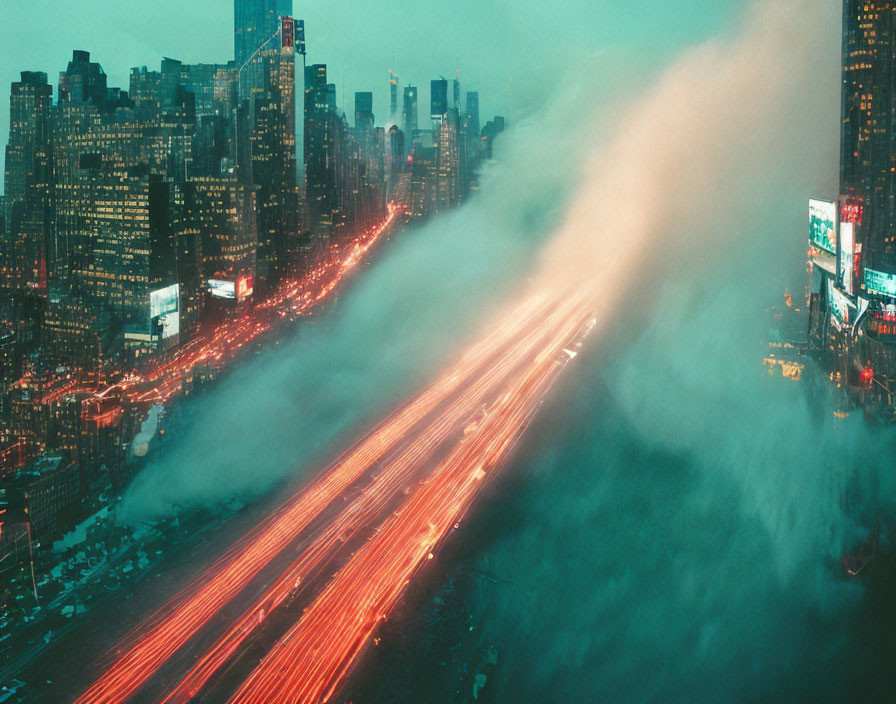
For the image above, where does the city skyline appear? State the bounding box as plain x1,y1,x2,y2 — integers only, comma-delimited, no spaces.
8,1,896,703
0,0,744,193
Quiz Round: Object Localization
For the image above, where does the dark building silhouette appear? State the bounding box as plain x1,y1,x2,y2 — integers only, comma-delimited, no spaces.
3,71,52,291
430,79,448,122
355,91,374,130
402,86,418,147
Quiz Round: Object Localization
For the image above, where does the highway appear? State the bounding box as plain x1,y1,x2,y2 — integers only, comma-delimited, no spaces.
68,282,596,703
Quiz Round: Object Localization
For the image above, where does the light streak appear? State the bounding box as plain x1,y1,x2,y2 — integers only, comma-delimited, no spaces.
226,290,595,704
74,210,603,704
21,204,399,411
75,291,555,704
158,295,581,704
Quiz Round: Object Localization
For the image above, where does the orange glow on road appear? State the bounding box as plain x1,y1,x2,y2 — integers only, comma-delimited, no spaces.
158,296,581,704
73,210,606,704
225,292,594,704
74,291,558,704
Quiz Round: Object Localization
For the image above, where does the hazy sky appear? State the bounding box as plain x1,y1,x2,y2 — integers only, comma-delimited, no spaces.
1,0,745,190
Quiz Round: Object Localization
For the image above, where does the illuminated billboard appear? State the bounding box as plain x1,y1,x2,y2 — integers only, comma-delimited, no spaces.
209,279,236,299
840,198,864,226
809,199,837,255
237,275,254,301
827,279,852,331
150,284,180,339
864,268,896,299
281,17,294,51
839,222,855,296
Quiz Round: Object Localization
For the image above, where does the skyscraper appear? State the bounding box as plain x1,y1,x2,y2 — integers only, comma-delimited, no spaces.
3,71,52,290
436,108,460,211
402,86,418,143
189,176,258,305
430,79,448,122
464,91,480,136
305,63,334,236
57,50,107,106
389,69,399,121
355,91,374,129
806,1,896,413
840,0,896,275
234,0,293,98
250,15,298,290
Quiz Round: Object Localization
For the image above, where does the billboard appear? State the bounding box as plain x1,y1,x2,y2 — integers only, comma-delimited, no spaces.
864,268,896,298
827,279,852,331
150,284,180,339
237,275,254,301
840,198,864,226
281,17,294,51
809,199,837,255
209,279,236,299
839,222,855,296
853,296,871,336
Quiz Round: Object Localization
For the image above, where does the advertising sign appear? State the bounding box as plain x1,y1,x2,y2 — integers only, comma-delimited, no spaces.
281,17,294,51
811,249,837,275
827,279,852,331
809,199,837,255
209,279,236,300
237,275,254,301
853,297,871,336
839,222,855,296
864,268,896,298
150,284,180,339
840,198,864,226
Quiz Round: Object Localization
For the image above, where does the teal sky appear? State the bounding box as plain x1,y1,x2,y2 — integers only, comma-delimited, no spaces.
0,0,746,191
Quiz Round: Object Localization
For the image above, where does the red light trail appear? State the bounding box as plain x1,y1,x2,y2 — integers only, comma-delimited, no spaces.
225,292,594,704
75,281,597,703
17,203,399,410
73,208,601,704
158,295,582,704
74,292,558,704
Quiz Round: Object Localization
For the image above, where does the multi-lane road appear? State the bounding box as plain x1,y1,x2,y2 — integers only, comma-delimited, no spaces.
63,284,596,703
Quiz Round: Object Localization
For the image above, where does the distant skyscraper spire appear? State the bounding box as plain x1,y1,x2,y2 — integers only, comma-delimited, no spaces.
389,67,399,123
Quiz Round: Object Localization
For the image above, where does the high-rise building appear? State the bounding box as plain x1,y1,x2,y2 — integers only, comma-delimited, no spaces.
304,64,386,241
436,108,460,211
57,50,107,106
180,61,237,119
430,79,448,122
234,0,293,98
75,173,177,349
409,146,438,220
189,176,258,305
805,2,896,416
481,116,505,159
355,91,374,130
250,15,298,290
3,71,52,290
304,63,334,237
464,91,480,137
840,0,896,274
389,69,399,121
402,86,418,144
